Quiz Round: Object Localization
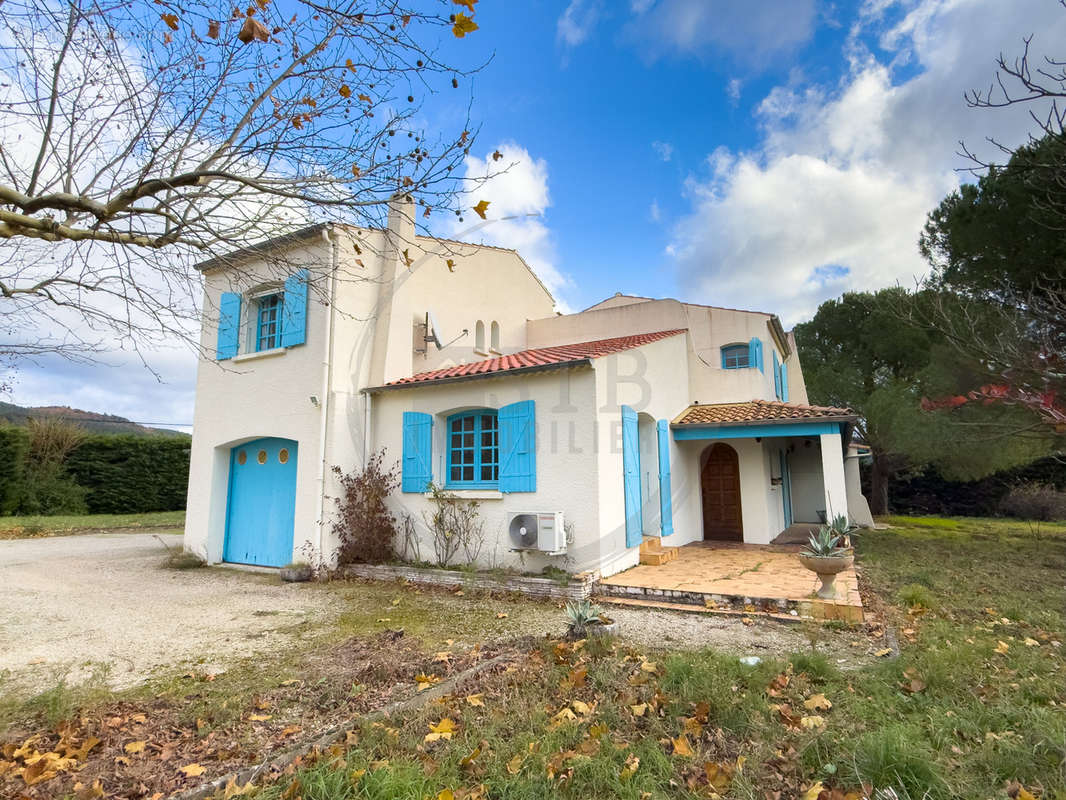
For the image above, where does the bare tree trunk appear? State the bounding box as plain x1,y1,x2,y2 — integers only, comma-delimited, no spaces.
869,450,890,516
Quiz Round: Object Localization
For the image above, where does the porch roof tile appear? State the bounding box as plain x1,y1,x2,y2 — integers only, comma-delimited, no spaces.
673,399,855,426
375,329,687,389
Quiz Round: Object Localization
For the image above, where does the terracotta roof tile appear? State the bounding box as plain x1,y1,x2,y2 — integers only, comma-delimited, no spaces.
382,329,687,388
673,399,855,426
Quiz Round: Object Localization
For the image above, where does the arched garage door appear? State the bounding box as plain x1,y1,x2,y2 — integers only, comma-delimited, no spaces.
223,437,298,567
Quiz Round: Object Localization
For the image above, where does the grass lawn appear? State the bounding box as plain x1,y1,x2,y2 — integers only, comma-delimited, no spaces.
0,509,185,538
257,517,1066,800
0,516,1063,799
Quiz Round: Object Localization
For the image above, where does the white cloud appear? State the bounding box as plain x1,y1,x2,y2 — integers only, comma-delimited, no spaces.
652,140,674,161
669,0,1066,327
557,0,602,48
649,200,662,222
454,143,573,311
726,78,742,103
627,0,818,63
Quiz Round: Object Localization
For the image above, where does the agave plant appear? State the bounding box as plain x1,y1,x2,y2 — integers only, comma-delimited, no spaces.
800,525,850,558
565,599,605,636
827,514,852,537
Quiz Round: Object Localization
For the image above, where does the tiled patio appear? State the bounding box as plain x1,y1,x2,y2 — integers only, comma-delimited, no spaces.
595,541,862,622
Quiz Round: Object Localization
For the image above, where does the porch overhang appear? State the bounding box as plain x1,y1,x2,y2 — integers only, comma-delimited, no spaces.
671,419,847,440
669,400,857,441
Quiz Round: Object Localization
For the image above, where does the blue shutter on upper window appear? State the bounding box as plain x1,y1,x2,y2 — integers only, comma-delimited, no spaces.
622,405,642,547
498,400,535,492
773,351,781,399
280,269,309,347
401,411,433,493
749,337,764,373
216,292,242,360
780,362,790,402
656,419,674,537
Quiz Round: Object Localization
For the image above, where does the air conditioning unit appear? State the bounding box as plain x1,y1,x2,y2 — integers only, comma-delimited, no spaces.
507,511,566,555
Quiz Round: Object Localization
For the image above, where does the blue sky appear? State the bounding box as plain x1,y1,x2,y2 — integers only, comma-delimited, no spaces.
8,0,1066,428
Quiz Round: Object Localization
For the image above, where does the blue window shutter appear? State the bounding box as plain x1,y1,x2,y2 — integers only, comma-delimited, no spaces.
499,400,535,492
401,411,433,493
781,362,790,402
749,337,764,373
656,419,673,537
216,292,241,360
773,351,781,399
280,269,309,347
622,405,643,547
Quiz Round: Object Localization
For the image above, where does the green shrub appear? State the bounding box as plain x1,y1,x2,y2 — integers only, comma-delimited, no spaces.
18,419,88,515
897,583,935,609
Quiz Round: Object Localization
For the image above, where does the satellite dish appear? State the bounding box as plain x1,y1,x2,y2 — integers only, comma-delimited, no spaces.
424,311,443,350
508,513,539,549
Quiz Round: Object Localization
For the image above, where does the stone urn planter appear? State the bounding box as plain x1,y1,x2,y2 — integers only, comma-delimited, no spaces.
798,553,854,600
280,563,313,583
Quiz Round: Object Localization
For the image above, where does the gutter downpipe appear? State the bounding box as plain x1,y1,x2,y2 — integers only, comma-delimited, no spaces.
316,226,338,563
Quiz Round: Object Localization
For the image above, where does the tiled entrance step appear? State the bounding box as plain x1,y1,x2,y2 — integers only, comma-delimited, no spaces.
638,538,679,566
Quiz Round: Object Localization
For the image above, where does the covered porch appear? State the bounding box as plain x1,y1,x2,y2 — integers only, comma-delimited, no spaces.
597,540,863,622
665,400,867,547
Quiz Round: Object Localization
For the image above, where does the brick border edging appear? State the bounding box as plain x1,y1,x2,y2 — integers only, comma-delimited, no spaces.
340,563,595,601
172,652,515,800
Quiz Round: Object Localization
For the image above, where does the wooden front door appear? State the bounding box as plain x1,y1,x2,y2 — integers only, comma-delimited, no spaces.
702,443,743,541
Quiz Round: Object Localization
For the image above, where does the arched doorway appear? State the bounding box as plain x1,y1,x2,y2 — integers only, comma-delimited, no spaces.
224,437,298,566
701,443,743,541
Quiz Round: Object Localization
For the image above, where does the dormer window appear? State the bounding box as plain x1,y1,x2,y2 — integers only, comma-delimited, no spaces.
721,344,750,369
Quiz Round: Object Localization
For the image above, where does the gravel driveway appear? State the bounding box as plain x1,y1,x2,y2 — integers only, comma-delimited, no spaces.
0,533,344,691
0,533,873,697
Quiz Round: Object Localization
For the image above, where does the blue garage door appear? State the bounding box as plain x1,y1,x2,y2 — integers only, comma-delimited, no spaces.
224,437,298,567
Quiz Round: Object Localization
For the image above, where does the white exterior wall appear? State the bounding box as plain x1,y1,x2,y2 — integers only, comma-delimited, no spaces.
184,236,336,564
845,449,875,527
526,297,798,408
789,440,826,523
369,368,601,573
820,432,849,523
591,333,692,575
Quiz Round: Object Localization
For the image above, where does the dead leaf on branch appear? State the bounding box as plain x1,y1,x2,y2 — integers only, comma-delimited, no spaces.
472,199,490,219
237,15,270,43
161,13,179,30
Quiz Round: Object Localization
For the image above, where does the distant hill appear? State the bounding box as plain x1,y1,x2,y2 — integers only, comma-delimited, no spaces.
0,401,190,438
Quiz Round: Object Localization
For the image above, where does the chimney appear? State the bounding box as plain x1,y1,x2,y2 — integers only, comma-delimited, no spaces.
385,192,415,257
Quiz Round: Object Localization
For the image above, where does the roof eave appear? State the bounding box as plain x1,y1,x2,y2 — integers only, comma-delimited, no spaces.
193,223,336,272
364,358,593,393
671,414,857,430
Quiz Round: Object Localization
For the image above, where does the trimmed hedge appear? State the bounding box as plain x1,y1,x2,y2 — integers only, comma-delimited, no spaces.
64,434,191,514
0,425,29,514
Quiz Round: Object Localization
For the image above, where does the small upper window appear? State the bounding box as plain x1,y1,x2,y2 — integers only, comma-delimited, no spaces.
447,410,499,486
490,321,500,351
721,344,750,370
474,320,486,352
256,293,284,352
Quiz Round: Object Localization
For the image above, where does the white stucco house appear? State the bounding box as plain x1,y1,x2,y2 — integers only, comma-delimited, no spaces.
183,197,872,576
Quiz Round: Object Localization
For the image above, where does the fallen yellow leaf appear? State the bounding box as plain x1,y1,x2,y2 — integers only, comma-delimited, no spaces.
465,694,484,706
180,763,206,777
803,693,832,712
124,741,147,755
671,735,693,757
